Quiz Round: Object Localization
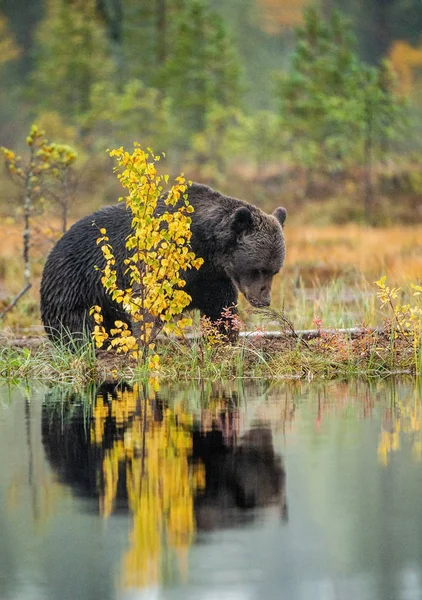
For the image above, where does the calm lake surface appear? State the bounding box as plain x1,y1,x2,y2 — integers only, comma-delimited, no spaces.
1,378,422,600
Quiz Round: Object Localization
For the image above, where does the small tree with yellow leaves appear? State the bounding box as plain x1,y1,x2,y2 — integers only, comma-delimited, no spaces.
375,276,422,370
1,124,77,319
91,144,203,368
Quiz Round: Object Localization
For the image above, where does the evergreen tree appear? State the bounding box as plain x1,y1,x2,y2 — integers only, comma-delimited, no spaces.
348,60,408,220
83,79,173,152
119,0,158,83
0,0,43,79
213,0,289,110
31,0,114,121
276,6,408,217
276,7,359,176
0,13,22,139
158,0,242,146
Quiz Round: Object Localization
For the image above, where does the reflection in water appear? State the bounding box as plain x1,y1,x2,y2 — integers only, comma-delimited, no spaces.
5,396,68,528
41,382,287,590
193,424,287,530
378,383,422,465
1,378,422,600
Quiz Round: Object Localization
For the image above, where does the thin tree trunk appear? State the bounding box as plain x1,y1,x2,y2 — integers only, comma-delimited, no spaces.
96,0,124,77
23,171,33,286
0,147,34,320
0,283,32,320
156,0,166,65
304,168,314,198
1,177,33,319
363,98,374,223
62,203,68,234
373,0,392,62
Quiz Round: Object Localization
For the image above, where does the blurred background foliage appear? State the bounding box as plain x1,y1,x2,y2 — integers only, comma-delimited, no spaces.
1,0,422,225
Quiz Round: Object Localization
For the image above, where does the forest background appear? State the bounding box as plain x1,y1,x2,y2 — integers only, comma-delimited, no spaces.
1,0,422,337
1,0,422,228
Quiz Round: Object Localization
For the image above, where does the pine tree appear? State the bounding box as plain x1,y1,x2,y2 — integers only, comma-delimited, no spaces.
350,60,408,221
83,79,173,152
276,7,359,176
158,0,242,145
276,6,408,217
31,0,114,121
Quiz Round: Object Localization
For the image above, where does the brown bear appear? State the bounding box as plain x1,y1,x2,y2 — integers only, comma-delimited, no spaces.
40,183,286,342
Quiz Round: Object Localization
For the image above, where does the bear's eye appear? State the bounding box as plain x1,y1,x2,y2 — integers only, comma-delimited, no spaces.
250,269,271,278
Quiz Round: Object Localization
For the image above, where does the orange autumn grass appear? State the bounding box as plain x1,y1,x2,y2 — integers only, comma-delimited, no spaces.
285,224,422,284
0,219,421,331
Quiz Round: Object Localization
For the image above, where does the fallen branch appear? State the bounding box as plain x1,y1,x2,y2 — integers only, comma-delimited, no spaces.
178,326,380,342
0,283,32,320
240,327,380,340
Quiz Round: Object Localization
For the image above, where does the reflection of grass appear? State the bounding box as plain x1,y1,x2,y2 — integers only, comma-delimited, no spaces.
41,377,422,595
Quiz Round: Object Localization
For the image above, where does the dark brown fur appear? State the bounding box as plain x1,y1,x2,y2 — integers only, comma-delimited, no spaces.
41,183,286,341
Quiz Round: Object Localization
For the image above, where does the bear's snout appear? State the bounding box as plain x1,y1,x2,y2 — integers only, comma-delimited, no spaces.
246,292,271,308
236,276,273,309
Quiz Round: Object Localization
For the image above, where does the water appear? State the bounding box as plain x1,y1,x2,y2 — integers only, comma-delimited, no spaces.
0,379,422,600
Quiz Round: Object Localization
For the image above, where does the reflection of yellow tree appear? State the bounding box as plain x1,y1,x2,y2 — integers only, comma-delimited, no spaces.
378,388,422,465
90,383,204,589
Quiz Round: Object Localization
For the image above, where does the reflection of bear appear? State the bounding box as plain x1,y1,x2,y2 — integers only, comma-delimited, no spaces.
192,424,287,530
40,183,286,341
41,385,287,528
42,385,132,509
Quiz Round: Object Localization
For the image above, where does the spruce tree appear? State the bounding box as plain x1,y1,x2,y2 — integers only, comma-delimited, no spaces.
276,7,359,176
31,0,114,121
158,0,242,145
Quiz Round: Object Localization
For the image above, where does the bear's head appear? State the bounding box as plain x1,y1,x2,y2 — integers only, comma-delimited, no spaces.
224,205,287,308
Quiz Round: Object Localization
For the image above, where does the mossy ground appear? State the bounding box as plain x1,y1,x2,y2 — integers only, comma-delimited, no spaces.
1,324,419,386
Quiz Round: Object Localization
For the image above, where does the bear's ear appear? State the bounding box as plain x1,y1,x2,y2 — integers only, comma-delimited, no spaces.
231,207,254,236
273,207,287,227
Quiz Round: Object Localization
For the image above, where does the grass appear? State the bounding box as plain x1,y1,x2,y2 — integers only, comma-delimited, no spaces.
0,340,98,387
285,223,422,283
0,316,420,385
0,221,421,384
